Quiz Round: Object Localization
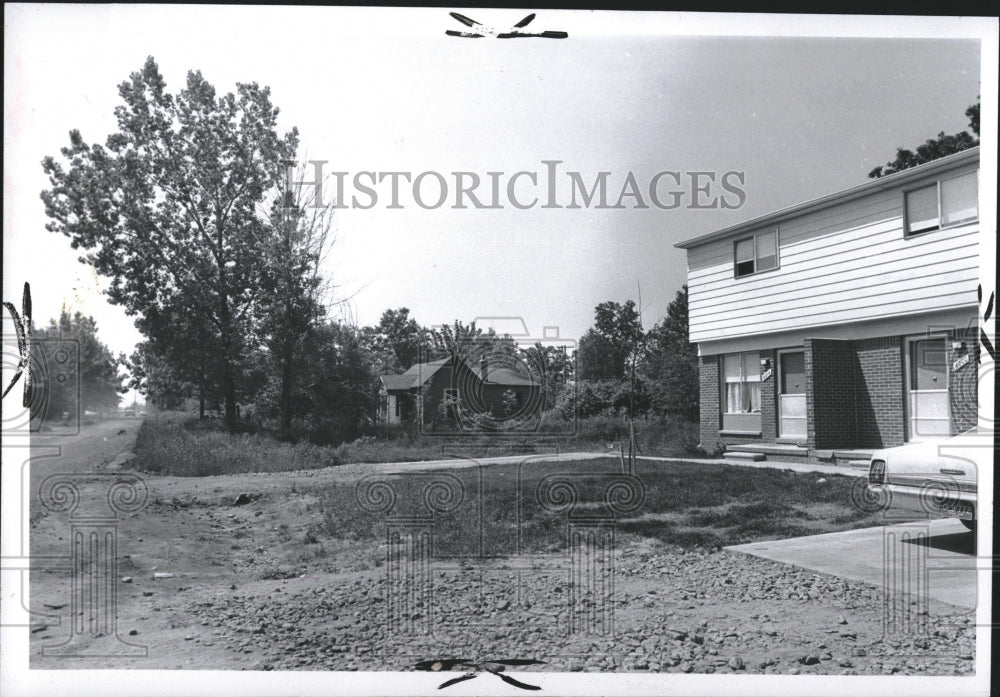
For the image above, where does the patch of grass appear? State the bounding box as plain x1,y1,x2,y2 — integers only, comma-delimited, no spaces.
132,412,707,476
332,436,452,465
539,414,703,457
134,413,551,476
260,566,299,580
313,457,884,552
132,414,341,476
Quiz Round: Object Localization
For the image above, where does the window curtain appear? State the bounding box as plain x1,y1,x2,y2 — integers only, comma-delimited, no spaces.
735,238,755,276
941,172,978,226
723,352,761,414
724,354,742,412
743,353,760,413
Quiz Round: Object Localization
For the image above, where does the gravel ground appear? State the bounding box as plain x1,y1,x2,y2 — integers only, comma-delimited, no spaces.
26,425,977,675
186,541,976,675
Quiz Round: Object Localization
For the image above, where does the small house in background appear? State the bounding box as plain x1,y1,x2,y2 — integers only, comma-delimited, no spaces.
677,147,980,464
378,354,540,428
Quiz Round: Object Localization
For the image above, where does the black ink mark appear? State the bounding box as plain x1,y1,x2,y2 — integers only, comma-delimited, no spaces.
447,12,568,39
2,282,32,407
977,284,995,364
416,658,547,690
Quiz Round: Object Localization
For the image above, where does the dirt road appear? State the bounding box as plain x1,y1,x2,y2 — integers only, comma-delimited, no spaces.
26,423,977,674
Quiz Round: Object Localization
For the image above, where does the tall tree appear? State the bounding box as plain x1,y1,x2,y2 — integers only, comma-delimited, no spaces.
134,295,221,417
576,330,619,381
41,57,299,426
292,320,379,444
642,285,699,420
259,164,336,431
868,100,980,178
365,307,431,372
430,320,517,365
577,300,644,381
126,341,196,411
33,310,125,422
522,342,574,410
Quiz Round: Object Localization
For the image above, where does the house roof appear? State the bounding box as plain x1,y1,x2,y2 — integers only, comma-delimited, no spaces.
400,357,451,379
674,146,980,250
380,357,452,391
380,355,538,390
471,364,537,387
380,374,416,391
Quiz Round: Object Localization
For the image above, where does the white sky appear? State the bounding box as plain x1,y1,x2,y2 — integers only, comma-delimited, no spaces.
3,7,996,361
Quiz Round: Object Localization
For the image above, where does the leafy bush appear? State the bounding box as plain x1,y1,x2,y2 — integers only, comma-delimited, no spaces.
556,378,656,420
537,413,702,457
574,413,630,442
133,414,340,476
133,410,705,477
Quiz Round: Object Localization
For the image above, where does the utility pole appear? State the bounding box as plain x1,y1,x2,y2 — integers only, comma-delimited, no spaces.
624,280,644,474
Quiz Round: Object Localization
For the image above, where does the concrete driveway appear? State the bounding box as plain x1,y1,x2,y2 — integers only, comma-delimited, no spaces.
726,518,980,610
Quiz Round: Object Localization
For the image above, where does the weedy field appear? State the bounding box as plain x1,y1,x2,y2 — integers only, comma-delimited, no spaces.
313,458,881,553
130,413,703,477
131,414,881,549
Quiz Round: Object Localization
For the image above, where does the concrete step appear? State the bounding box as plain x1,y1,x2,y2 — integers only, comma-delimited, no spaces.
724,451,766,462
848,459,871,469
728,443,808,458
833,449,874,461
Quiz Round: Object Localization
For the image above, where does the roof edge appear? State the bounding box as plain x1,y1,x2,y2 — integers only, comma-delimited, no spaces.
674,147,980,250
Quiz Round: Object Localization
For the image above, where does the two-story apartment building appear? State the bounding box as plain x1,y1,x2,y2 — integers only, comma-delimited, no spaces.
676,148,980,463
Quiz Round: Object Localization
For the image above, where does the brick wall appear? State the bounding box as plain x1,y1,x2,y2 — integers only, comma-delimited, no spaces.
948,327,979,435
854,337,905,448
699,328,975,452
698,355,720,450
805,339,857,449
699,352,772,451
759,349,778,442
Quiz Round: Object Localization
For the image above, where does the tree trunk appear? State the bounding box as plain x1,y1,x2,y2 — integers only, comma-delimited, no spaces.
217,235,239,429
198,350,206,419
279,296,295,433
278,217,296,434
280,350,293,432
221,353,237,426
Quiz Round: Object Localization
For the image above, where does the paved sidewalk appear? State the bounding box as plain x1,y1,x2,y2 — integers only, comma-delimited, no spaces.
376,451,867,477
373,451,609,473
636,454,867,477
726,518,979,609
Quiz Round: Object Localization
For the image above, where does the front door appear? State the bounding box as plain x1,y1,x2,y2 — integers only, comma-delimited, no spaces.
778,351,807,440
907,338,950,441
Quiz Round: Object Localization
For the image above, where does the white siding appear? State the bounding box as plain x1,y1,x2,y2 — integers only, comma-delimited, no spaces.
687,165,980,344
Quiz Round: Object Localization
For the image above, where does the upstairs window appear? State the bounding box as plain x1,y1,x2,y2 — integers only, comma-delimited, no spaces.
905,170,978,236
734,229,778,278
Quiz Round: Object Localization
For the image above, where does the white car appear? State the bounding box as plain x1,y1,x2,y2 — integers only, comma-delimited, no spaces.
867,429,991,532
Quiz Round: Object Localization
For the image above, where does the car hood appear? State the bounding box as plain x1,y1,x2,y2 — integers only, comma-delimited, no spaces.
871,429,991,484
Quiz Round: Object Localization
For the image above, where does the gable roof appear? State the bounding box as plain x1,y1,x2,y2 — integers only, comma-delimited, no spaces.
380,357,452,391
674,146,980,250
399,357,451,380
470,363,536,387
380,374,416,391
380,355,538,391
